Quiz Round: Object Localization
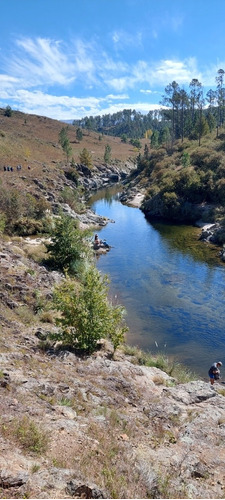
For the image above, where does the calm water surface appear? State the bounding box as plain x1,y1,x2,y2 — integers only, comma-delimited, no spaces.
89,187,225,377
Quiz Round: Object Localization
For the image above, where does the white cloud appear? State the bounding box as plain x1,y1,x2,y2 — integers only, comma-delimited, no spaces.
111,29,143,49
0,33,222,120
9,37,76,87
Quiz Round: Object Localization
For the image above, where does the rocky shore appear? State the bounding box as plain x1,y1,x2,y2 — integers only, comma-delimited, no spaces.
1,233,225,499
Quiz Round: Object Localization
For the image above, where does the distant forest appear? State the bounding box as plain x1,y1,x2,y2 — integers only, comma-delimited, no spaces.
73,69,225,147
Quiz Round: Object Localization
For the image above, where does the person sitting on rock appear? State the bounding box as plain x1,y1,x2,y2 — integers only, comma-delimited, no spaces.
208,361,222,385
94,234,101,248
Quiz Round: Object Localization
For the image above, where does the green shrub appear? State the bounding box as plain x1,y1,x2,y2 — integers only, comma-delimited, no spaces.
51,266,128,353
46,213,91,275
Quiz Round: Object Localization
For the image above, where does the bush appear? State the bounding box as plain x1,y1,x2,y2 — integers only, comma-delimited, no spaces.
46,214,91,275
12,217,44,236
51,266,128,353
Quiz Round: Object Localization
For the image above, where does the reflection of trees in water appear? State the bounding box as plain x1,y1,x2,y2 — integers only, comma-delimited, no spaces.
88,185,123,207
151,222,222,267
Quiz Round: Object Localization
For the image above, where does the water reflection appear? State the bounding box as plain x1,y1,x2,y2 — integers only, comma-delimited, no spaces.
89,188,225,377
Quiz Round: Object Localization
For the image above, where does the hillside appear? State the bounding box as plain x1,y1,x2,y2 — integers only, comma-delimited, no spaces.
0,108,142,171
1,110,225,499
1,234,225,499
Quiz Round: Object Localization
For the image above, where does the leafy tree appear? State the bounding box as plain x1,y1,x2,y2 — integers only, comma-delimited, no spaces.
151,130,159,148
181,152,190,167
104,144,111,163
59,127,72,164
161,81,180,144
79,148,93,168
121,134,127,143
51,266,128,353
46,214,90,275
4,105,12,117
130,138,141,149
76,127,83,141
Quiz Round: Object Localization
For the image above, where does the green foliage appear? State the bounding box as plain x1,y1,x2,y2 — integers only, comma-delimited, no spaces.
130,138,141,149
104,143,111,163
79,148,93,168
151,130,159,148
121,134,128,143
59,127,72,163
46,214,90,275
12,217,44,236
60,186,84,213
181,152,190,167
4,105,12,117
64,167,79,185
52,266,128,353
0,212,6,233
76,127,83,141
14,417,49,454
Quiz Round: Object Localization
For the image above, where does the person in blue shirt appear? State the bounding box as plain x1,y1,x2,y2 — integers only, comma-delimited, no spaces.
208,362,222,385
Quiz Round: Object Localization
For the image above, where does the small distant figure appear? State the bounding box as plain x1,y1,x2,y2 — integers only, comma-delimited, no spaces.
94,234,101,247
28,165,31,170
11,167,13,172
208,361,222,385
3,166,6,171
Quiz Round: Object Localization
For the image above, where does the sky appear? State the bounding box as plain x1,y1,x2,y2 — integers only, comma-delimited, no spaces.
1,0,225,121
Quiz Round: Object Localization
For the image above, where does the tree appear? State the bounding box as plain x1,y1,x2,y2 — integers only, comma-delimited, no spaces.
121,134,127,143
4,105,12,117
104,144,111,163
59,127,72,164
76,127,83,142
189,79,202,122
79,148,92,168
46,214,90,275
216,68,225,128
161,81,180,144
151,130,159,148
51,266,128,353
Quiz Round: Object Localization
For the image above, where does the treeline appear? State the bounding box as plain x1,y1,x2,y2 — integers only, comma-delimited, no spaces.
73,69,225,147
73,108,159,139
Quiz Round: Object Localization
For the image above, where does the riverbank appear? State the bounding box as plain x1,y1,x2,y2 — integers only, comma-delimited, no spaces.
1,203,225,498
1,233,225,499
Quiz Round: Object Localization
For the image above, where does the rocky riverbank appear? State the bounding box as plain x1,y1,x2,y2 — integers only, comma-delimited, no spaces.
1,235,225,499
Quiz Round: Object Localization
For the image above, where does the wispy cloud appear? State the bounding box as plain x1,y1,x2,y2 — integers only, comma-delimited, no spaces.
0,34,222,120
8,37,76,87
111,29,143,49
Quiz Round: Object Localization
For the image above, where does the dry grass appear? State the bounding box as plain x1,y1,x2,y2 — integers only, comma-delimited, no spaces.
1,416,49,455
0,108,140,194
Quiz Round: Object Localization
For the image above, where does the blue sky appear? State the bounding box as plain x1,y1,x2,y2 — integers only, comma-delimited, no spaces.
1,0,225,121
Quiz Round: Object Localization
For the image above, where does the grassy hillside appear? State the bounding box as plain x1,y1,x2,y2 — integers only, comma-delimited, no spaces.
0,108,145,236
0,108,142,171
127,129,225,238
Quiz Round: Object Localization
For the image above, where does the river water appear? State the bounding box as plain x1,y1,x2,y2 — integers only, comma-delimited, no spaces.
89,187,225,378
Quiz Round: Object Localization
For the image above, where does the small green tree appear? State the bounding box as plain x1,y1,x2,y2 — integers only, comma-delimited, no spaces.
59,127,72,164
121,134,127,143
46,214,90,275
151,130,159,148
51,266,128,353
76,127,83,142
4,105,12,117
79,148,93,168
104,144,111,163
181,152,190,167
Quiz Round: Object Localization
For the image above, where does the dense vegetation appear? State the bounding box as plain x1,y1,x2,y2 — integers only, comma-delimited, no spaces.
133,129,225,239
73,69,225,148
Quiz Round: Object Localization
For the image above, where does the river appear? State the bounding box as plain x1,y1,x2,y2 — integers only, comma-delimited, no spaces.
89,186,225,378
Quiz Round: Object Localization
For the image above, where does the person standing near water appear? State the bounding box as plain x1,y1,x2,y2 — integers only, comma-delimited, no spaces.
208,361,222,385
